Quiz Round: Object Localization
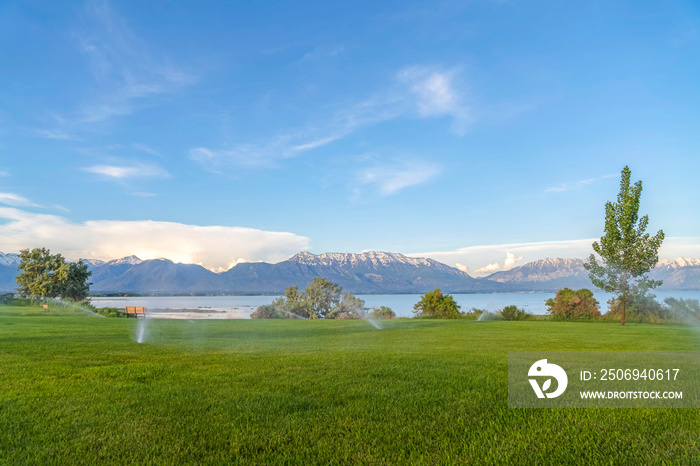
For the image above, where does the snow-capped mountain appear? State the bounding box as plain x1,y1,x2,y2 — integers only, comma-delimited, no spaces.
484,256,700,291
1,251,699,293
655,257,700,269
0,252,20,268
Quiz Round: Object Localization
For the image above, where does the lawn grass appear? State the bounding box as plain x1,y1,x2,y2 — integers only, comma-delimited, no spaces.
1,309,699,464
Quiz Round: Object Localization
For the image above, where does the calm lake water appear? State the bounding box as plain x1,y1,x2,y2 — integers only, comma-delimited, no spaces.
91,291,700,319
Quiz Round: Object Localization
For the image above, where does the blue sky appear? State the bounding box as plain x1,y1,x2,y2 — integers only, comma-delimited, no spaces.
1,0,699,274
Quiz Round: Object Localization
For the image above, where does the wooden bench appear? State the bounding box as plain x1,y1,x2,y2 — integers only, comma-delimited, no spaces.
125,306,146,318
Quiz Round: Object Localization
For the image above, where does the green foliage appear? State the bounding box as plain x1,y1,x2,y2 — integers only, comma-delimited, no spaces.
329,293,366,319
0,293,14,304
250,300,292,319
664,297,700,323
367,306,396,320
251,279,366,319
499,305,530,321
304,277,342,319
584,166,665,325
16,248,92,301
92,306,127,318
545,288,601,321
413,289,461,318
462,308,485,320
604,294,700,324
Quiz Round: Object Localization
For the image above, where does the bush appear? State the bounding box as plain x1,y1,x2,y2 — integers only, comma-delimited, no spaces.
664,297,700,323
413,289,461,319
499,305,530,321
0,293,14,304
93,307,127,318
476,311,501,321
368,306,396,320
250,300,292,319
605,294,673,324
546,288,600,321
462,308,485,320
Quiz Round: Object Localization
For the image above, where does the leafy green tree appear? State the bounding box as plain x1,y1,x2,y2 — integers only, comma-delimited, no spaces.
413,289,461,318
16,248,92,301
282,286,313,318
304,277,342,319
500,305,530,321
368,306,396,320
545,288,600,321
584,166,665,326
329,293,366,319
58,261,92,301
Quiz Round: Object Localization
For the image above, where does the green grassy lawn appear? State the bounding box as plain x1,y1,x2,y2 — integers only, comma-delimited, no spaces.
1,307,699,464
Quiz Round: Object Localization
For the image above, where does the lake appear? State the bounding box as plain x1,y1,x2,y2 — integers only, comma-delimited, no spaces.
90,290,700,319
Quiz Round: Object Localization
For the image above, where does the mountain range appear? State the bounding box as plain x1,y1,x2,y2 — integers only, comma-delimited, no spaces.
1,251,699,294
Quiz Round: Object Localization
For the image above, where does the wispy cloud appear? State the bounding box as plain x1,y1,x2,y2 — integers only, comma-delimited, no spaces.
191,65,469,171
545,174,618,193
30,129,77,140
398,65,471,135
83,161,169,180
132,143,160,157
0,207,309,272
0,170,9,177
0,193,42,208
33,0,194,135
357,160,440,196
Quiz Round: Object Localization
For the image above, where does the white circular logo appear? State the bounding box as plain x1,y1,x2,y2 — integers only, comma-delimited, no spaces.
528,359,568,398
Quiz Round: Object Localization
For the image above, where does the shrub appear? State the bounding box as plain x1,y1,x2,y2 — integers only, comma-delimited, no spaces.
328,293,366,319
93,307,127,318
664,297,700,323
500,305,530,321
546,288,600,321
368,306,396,319
413,289,461,319
250,300,292,319
462,308,485,320
605,294,673,324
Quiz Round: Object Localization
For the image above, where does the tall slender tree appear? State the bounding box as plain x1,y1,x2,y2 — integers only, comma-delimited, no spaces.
584,166,665,326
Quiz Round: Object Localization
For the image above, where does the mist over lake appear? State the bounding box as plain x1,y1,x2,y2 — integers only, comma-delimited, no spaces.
91,291,700,319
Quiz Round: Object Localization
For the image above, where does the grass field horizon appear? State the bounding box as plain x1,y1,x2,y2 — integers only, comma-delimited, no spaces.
2,306,699,464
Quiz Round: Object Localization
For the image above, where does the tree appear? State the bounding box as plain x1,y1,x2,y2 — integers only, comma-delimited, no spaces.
545,288,600,321
304,277,342,319
58,261,92,301
584,166,664,326
413,289,461,318
368,306,396,320
329,293,366,319
500,305,530,321
16,248,92,301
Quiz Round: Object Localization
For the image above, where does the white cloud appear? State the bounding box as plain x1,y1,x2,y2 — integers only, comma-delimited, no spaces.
475,262,500,274
0,170,9,177
545,174,618,193
504,252,523,270
132,143,160,157
191,65,469,170
34,0,194,134
31,129,76,140
0,193,42,208
398,66,470,134
358,160,440,195
455,263,469,273
413,237,700,277
84,162,169,179
0,207,309,272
